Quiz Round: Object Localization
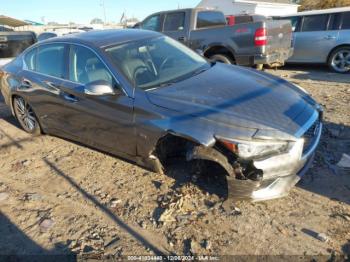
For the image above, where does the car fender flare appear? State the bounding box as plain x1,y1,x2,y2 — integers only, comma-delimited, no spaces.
203,44,236,60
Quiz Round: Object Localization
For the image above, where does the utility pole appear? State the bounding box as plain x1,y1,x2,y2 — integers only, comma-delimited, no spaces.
100,0,107,25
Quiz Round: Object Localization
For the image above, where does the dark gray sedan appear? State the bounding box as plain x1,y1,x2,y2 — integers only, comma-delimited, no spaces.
0,29,323,202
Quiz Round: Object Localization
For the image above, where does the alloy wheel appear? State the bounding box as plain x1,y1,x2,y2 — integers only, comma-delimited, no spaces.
331,49,350,73
14,97,38,133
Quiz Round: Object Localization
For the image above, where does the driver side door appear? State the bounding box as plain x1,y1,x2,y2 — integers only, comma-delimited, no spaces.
55,44,136,157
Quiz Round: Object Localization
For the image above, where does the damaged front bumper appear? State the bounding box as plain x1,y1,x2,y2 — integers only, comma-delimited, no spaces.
187,118,322,202
231,120,322,202
227,152,314,202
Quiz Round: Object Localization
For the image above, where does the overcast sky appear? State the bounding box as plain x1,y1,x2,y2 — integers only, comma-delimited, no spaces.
2,0,200,24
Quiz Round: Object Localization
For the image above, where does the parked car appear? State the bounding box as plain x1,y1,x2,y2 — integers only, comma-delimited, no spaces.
275,7,350,73
0,30,36,58
136,8,293,69
37,32,58,42
0,29,323,202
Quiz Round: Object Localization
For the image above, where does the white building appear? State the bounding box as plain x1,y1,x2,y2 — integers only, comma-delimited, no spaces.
197,0,299,17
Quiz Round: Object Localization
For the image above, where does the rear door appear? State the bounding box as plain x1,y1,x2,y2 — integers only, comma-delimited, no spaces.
162,11,189,44
20,43,69,131
337,11,350,45
289,14,339,63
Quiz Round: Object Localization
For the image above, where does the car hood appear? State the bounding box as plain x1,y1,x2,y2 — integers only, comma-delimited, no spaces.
146,63,317,137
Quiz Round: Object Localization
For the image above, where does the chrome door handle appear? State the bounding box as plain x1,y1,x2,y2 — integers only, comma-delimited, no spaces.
63,93,78,103
324,36,336,40
21,79,32,89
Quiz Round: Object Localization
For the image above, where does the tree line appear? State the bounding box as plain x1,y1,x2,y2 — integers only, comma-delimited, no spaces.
299,0,350,11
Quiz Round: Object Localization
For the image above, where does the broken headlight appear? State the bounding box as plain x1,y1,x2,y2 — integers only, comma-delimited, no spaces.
219,138,293,159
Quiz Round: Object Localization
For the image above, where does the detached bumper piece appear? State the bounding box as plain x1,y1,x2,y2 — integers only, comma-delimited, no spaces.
227,153,314,202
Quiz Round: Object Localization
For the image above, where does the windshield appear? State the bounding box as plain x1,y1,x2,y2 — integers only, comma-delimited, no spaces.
105,36,209,90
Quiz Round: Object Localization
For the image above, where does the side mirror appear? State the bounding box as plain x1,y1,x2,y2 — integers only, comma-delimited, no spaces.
84,80,115,96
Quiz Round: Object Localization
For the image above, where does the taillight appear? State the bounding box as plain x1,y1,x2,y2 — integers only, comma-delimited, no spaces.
255,28,267,46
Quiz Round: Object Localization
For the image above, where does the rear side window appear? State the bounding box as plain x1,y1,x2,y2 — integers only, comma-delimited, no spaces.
164,12,185,31
36,44,66,78
235,16,253,24
197,11,226,29
142,15,161,31
341,12,350,29
301,15,328,32
24,48,36,71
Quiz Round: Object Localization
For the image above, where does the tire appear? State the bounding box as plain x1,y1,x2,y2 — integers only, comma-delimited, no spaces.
209,54,234,64
13,96,41,135
328,46,350,73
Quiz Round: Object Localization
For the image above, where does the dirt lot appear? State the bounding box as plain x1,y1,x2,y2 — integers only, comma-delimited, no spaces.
0,65,349,260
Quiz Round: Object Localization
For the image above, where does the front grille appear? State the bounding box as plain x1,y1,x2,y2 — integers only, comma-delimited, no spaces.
302,118,320,155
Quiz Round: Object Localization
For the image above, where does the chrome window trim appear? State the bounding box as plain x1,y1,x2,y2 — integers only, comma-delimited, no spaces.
301,122,322,161
21,41,130,97
294,110,319,138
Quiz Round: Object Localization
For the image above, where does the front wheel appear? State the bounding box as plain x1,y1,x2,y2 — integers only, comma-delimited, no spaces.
209,54,234,64
328,46,350,73
13,96,41,135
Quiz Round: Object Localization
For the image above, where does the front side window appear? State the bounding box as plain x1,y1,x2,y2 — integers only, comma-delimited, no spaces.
196,11,226,29
341,12,350,30
164,12,185,31
36,44,66,78
142,15,161,31
301,15,328,32
105,36,209,90
69,45,114,87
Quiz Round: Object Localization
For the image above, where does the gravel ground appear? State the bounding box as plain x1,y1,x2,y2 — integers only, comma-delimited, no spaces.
0,64,349,260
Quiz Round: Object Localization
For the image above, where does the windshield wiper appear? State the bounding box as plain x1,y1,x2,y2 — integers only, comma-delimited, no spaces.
145,81,175,90
191,67,208,77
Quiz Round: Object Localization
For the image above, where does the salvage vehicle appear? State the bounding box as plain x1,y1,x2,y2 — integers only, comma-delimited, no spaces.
136,8,293,69
0,30,323,202
275,7,350,73
0,29,36,58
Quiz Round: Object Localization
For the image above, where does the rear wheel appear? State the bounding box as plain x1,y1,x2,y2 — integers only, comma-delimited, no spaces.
328,46,350,73
13,96,41,135
209,54,234,64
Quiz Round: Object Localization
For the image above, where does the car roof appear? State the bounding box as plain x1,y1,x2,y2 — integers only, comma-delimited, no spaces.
145,8,222,17
42,29,162,49
279,6,350,17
